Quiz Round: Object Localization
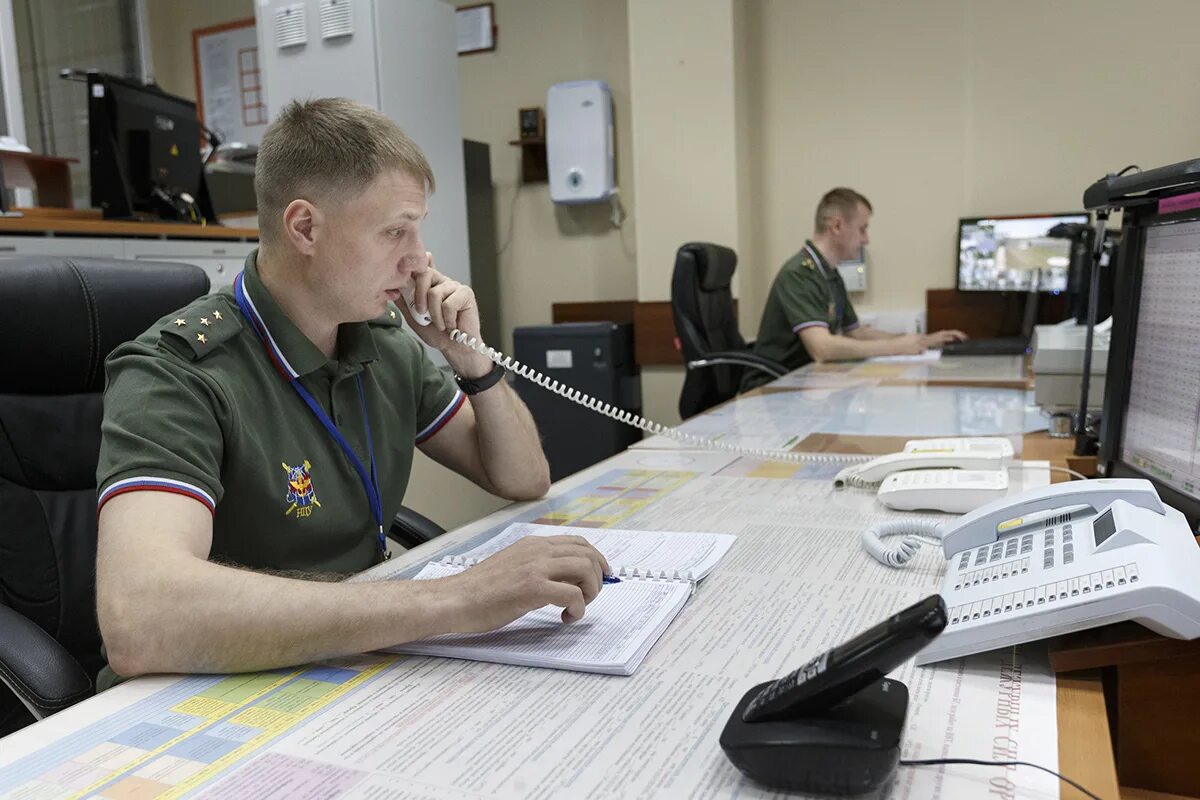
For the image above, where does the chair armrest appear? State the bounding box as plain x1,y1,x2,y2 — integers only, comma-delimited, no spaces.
0,605,92,721
686,350,788,378
387,505,447,551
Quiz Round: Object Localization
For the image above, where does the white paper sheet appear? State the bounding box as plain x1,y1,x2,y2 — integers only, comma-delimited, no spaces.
388,562,692,675
447,523,736,579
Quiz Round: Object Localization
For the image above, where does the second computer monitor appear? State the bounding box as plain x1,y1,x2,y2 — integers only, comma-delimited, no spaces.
957,213,1089,293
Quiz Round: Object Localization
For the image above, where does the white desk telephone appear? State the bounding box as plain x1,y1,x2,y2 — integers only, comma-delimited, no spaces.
833,437,1014,515
914,478,1200,664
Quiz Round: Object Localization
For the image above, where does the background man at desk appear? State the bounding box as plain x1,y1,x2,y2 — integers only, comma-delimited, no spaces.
93,98,610,685
742,187,967,391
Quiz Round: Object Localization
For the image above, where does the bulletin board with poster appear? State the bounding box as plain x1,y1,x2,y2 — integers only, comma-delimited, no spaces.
192,18,268,146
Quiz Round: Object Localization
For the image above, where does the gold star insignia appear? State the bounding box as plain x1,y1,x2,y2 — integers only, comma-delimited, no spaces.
212,310,222,320
389,309,397,319
200,317,211,326
196,333,207,344
174,318,187,327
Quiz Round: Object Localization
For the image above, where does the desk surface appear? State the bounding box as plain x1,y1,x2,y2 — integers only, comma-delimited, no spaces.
0,215,259,240
0,356,1118,799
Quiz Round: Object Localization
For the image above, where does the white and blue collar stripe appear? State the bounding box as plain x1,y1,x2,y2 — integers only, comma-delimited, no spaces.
235,272,300,379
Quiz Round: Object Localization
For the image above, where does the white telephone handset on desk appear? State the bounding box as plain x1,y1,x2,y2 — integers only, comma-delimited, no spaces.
833,437,1014,515
912,478,1200,664
833,438,1014,488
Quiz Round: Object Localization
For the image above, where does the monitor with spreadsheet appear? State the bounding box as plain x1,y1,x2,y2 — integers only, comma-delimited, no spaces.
957,213,1090,293
1102,198,1200,526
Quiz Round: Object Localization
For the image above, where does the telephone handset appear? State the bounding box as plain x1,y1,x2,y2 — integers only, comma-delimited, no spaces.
938,478,1165,556
832,437,1014,489
396,295,875,469
913,478,1200,665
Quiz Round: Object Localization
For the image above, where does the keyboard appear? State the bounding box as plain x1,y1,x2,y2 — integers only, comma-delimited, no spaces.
941,337,1029,356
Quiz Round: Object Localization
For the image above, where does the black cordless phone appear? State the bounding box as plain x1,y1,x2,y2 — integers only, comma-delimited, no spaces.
742,594,947,723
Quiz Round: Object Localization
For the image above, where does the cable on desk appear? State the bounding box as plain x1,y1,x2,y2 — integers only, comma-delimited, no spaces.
900,757,1104,800
450,329,874,468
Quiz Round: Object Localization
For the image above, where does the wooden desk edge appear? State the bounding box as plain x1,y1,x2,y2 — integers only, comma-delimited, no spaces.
1057,670,1120,800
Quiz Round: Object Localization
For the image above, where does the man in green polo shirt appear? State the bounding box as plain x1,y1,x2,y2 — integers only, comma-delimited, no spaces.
94,98,610,680
742,188,967,391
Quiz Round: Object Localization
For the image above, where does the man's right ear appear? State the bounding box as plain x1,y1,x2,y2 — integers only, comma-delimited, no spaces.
281,199,319,256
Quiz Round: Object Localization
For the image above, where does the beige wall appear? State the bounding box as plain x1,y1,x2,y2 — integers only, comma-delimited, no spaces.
750,0,1200,313
146,0,254,101
454,0,637,352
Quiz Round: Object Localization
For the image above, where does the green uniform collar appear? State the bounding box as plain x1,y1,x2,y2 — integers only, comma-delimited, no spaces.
241,250,380,376
803,240,835,276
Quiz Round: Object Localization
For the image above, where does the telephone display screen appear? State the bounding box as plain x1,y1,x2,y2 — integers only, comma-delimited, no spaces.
1092,508,1117,546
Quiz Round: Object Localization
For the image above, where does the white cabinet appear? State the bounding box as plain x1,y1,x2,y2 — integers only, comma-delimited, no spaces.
123,240,254,290
0,236,256,291
0,236,126,258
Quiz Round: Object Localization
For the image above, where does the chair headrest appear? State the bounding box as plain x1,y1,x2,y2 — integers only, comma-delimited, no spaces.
680,242,738,291
0,257,210,394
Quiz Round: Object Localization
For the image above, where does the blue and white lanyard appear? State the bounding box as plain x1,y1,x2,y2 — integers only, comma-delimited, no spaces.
234,272,387,557
804,244,843,328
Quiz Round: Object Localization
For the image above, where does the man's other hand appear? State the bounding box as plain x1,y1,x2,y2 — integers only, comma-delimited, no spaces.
921,329,968,348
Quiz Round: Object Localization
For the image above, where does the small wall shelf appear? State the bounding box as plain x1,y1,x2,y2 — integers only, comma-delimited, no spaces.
508,138,547,184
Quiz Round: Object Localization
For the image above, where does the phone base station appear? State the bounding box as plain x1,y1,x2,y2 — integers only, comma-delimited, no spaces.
719,678,907,795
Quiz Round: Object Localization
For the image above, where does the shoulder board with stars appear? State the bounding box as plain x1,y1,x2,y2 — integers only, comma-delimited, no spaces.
159,304,243,361
368,302,406,328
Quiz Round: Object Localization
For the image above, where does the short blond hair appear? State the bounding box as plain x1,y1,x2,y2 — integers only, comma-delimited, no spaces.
255,98,435,244
815,187,872,233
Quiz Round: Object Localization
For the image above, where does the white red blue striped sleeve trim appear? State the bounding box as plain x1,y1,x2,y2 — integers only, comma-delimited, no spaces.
98,477,217,515
415,389,465,444
792,320,830,333
843,321,861,331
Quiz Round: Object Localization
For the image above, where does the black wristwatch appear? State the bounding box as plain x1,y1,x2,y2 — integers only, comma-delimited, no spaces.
454,363,506,395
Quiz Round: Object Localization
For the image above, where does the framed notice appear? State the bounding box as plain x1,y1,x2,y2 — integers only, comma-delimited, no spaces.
193,18,268,146
456,3,496,55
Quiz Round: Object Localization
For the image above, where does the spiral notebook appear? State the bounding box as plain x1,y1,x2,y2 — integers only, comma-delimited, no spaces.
386,523,736,675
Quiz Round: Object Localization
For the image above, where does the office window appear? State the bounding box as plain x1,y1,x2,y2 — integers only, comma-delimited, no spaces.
12,0,142,208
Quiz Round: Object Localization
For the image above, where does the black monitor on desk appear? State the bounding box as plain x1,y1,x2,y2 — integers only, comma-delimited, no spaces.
86,72,215,223
957,212,1089,293
1101,193,1200,527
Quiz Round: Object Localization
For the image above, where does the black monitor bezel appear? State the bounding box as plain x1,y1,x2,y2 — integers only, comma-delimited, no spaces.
955,212,1090,294
1100,197,1200,529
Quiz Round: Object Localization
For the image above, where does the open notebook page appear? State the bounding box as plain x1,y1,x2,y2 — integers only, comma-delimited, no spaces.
447,523,735,580
387,562,692,675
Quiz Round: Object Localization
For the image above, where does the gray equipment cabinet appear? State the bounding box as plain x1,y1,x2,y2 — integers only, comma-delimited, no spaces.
512,322,641,481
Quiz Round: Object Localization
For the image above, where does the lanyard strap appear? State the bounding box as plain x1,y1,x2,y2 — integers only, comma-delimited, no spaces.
804,243,830,279
233,272,387,556
804,243,843,327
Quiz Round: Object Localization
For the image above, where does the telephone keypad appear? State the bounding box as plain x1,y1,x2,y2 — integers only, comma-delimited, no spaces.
945,561,1143,628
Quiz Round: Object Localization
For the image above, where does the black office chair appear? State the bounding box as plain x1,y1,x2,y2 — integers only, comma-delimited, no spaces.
670,242,786,419
0,256,210,736
388,506,445,550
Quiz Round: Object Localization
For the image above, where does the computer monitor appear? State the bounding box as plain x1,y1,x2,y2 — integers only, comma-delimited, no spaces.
957,213,1090,293
87,72,215,222
1101,195,1200,527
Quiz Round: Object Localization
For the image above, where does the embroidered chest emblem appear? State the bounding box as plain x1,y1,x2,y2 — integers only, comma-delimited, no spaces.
282,460,322,518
